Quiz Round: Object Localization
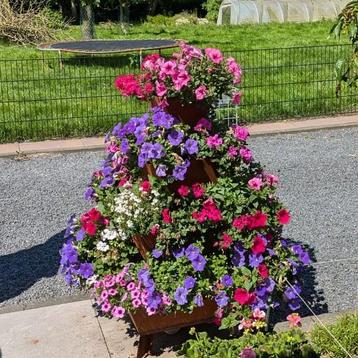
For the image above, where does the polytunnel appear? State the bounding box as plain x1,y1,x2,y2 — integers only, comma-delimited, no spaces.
217,0,348,25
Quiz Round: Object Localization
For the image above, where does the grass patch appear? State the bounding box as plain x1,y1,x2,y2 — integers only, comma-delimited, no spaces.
311,312,358,358
0,21,357,142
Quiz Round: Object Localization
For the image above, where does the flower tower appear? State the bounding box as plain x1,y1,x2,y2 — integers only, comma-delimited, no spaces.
60,43,310,358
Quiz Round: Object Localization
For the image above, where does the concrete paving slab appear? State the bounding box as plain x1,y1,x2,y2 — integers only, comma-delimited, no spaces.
0,143,20,156
274,309,355,333
0,300,110,358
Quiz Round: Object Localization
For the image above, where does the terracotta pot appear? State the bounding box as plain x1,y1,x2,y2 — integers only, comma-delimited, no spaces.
129,299,217,336
152,97,210,129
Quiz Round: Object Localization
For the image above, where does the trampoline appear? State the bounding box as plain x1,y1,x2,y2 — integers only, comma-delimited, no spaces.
38,39,179,55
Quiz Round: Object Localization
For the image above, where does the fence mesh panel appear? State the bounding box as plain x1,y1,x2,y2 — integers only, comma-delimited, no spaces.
0,44,357,143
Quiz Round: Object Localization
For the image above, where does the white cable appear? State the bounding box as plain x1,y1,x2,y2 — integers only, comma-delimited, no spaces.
285,279,353,358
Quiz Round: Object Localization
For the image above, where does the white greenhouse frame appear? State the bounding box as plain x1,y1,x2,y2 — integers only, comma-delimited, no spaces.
217,0,348,25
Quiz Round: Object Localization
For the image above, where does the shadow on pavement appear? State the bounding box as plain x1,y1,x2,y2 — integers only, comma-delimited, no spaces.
0,230,65,304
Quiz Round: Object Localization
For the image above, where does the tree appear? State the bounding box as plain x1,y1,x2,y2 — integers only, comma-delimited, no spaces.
80,0,99,39
330,1,358,94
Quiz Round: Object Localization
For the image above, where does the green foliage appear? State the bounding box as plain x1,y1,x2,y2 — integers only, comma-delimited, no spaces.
203,0,222,22
39,8,67,29
311,312,358,358
146,14,175,26
180,329,317,357
330,1,358,92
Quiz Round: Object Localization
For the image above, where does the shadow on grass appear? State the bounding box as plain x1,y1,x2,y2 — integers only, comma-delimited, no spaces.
0,230,65,304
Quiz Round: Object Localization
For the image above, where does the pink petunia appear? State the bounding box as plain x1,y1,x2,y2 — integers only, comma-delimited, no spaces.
232,92,242,105
287,313,301,327
206,134,223,149
248,177,263,191
233,125,250,141
195,85,207,100
205,48,223,64
155,81,167,97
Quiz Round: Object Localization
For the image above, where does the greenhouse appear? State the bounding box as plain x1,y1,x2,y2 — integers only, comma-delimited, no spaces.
217,0,348,25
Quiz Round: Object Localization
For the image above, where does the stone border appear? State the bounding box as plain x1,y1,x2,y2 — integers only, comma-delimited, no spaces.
1,114,357,158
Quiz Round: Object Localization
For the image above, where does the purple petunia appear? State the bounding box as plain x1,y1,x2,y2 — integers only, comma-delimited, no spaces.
249,254,263,268
100,176,114,188
232,249,245,267
172,160,190,181
174,287,188,305
147,291,162,310
215,291,229,307
288,298,301,311
184,139,198,155
221,274,233,287
184,276,196,290
191,254,206,272
152,249,163,259
84,187,95,201
120,139,129,153
148,143,165,159
284,284,301,301
75,228,85,241
173,248,185,259
185,244,200,261
168,130,184,146
193,293,204,307
77,263,94,279
156,164,167,177
152,109,174,129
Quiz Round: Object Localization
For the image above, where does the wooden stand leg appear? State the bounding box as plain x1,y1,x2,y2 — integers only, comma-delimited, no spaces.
137,334,153,358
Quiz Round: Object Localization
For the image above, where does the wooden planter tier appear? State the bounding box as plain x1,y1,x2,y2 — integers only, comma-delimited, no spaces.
130,299,217,357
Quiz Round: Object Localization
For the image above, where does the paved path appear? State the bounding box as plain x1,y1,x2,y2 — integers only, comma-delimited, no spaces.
0,126,357,315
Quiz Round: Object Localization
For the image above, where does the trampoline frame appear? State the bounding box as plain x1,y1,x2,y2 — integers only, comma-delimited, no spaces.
38,39,179,55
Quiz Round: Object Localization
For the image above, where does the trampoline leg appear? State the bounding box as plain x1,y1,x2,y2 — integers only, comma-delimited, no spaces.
58,50,64,69
139,49,143,67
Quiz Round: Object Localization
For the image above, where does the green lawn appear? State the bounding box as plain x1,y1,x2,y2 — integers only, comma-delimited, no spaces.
1,21,356,143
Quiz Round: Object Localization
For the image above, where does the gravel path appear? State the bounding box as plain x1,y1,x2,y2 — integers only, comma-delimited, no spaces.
0,127,357,313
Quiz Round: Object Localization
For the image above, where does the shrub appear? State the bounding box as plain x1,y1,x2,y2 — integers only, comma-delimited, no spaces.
180,328,317,357
0,0,65,44
203,0,222,23
311,312,358,358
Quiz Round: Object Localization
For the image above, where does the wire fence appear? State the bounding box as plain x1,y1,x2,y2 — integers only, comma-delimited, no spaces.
0,44,357,143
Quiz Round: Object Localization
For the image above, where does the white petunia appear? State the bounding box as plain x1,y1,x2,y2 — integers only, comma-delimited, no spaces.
96,241,109,252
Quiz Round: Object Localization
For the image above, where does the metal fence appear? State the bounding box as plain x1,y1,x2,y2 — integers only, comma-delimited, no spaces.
0,44,357,143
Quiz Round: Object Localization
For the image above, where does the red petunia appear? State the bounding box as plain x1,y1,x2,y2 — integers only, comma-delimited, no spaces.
140,180,151,193
192,183,205,198
87,208,103,222
150,224,159,236
162,208,173,224
248,211,268,230
220,233,233,249
177,185,190,197
232,215,249,231
252,235,266,255
277,208,291,225
83,221,97,236
192,211,207,223
233,288,256,305
203,199,222,221
258,263,269,278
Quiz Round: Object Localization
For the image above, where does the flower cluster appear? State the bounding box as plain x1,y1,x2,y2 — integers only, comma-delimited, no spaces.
114,42,242,108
